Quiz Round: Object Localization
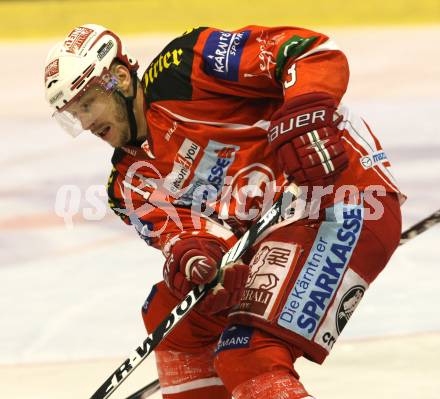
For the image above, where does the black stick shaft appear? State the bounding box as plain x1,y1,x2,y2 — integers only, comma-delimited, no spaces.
399,209,440,245
124,379,160,399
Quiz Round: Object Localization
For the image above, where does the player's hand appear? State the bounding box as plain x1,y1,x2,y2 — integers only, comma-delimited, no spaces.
163,237,249,314
268,93,349,186
163,237,223,298
197,260,249,315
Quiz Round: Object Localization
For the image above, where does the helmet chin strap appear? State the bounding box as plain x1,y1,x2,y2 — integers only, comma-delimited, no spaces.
115,71,141,146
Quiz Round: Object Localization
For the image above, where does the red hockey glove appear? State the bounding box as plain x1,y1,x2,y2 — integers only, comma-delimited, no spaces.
163,237,249,314
268,94,349,186
198,260,249,315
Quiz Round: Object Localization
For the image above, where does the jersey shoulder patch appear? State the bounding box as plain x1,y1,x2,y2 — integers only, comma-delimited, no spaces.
142,27,206,103
202,29,251,82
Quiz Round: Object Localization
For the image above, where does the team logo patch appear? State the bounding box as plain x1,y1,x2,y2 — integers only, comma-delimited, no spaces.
232,242,299,320
64,26,94,55
215,325,253,353
45,59,59,83
314,269,368,351
228,163,275,219
336,285,365,333
203,30,250,81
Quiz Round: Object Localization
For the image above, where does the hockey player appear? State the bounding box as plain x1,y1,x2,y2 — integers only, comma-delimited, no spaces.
45,24,404,399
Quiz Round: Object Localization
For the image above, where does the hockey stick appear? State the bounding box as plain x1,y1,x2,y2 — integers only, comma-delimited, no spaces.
124,206,440,399
123,378,160,399
89,185,300,399
399,208,440,245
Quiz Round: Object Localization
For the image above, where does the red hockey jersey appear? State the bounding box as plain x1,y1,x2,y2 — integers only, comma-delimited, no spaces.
106,25,403,254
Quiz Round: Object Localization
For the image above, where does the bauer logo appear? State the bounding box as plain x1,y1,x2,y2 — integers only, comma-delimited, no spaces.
203,30,250,81
215,325,253,353
278,202,364,340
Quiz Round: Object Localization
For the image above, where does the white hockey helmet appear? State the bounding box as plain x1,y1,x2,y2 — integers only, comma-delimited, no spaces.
44,24,139,113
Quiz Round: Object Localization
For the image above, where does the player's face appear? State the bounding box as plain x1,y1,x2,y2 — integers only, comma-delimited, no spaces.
66,85,130,148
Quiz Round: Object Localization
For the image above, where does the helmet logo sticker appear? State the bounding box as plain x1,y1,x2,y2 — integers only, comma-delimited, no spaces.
64,26,94,55
49,91,63,105
45,58,59,83
97,41,114,61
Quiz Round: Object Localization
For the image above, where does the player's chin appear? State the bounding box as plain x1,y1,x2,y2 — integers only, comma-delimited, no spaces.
105,140,118,148
106,131,126,148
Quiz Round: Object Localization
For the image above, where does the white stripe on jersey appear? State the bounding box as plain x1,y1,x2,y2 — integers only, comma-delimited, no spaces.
338,105,378,153
338,104,399,188
296,39,341,61
156,104,271,130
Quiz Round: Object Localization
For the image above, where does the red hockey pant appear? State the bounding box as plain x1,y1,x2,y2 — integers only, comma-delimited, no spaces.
142,193,401,398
